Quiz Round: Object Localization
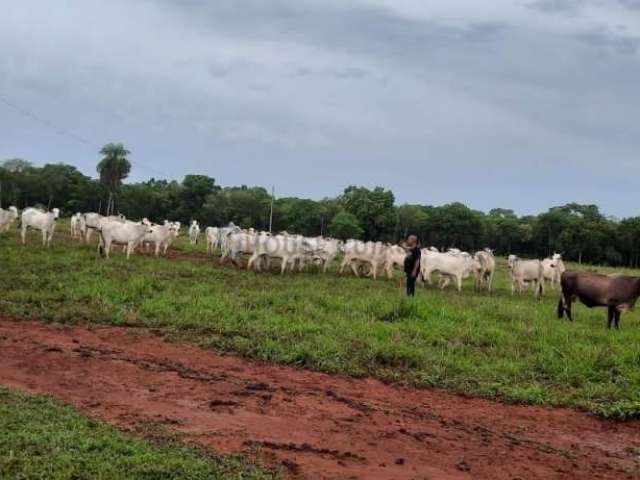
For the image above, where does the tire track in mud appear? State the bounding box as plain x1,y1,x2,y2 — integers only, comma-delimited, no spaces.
0,318,638,480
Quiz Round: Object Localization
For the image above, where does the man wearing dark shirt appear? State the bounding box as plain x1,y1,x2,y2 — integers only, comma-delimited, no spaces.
404,235,421,297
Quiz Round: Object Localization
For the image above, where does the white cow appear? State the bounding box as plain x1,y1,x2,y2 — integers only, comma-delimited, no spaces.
189,221,200,245
205,226,220,255
0,206,19,233
83,213,125,243
21,207,60,247
508,254,544,297
421,249,482,291
383,245,407,279
247,234,317,275
315,237,343,273
474,248,496,291
70,212,86,240
98,220,153,259
339,240,388,280
142,223,180,256
295,236,343,273
221,231,257,266
542,253,565,289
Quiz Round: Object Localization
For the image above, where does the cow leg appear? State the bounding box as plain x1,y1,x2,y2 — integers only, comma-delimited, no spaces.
49,225,55,247
247,253,258,271
614,309,621,330
350,261,359,277
339,258,348,274
565,297,573,321
607,306,615,329
324,254,335,273
557,297,565,319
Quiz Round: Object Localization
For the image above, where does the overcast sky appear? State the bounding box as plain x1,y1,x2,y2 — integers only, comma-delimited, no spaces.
1,0,638,216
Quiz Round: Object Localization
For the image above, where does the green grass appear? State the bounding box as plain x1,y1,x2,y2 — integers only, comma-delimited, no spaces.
2,224,640,419
0,387,273,479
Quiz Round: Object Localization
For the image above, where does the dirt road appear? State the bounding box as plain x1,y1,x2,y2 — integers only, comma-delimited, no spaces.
1,318,638,479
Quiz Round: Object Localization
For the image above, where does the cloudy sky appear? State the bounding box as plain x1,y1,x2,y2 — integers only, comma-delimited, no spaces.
1,0,638,215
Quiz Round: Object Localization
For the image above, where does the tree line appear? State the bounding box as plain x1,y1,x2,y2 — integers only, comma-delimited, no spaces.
1,146,639,267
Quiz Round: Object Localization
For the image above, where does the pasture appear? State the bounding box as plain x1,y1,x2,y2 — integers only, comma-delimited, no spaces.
0,387,272,479
2,221,640,421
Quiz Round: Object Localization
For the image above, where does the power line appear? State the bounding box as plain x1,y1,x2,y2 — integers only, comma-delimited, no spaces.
0,95,95,148
0,93,172,179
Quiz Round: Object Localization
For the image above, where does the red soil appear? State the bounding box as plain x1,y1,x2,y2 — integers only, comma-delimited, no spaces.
1,318,638,479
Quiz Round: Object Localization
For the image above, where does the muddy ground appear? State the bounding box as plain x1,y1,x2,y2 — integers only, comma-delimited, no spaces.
1,318,638,479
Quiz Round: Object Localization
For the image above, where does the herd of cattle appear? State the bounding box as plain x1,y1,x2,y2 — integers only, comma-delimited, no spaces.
1,206,639,328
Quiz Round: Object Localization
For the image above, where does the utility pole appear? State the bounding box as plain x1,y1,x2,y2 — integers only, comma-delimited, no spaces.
269,185,275,233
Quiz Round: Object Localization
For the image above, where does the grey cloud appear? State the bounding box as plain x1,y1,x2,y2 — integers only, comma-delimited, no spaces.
577,30,640,54
527,0,585,15
0,0,639,216
331,67,369,79
207,62,230,77
617,0,640,10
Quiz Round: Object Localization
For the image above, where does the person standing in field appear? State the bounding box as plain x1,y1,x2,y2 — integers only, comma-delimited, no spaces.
404,235,421,297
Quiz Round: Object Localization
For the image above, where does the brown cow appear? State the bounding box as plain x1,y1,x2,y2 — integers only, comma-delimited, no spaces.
558,271,640,329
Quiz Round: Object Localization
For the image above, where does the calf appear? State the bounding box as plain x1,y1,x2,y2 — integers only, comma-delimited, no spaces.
558,271,640,329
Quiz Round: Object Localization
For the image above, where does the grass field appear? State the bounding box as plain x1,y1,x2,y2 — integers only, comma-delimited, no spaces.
1,223,640,421
0,387,273,479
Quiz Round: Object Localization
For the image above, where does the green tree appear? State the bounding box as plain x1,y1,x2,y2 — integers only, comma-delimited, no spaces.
1,158,32,173
427,202,484,251
396,204,430,241
97,143,131,215
328,210,363,240
178,175,219,222
340,186,396,241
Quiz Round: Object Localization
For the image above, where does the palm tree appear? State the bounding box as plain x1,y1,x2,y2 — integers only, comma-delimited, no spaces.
97,143,131,215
